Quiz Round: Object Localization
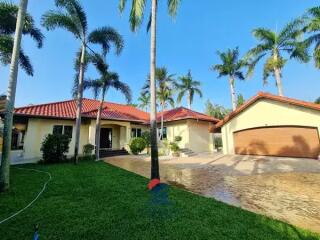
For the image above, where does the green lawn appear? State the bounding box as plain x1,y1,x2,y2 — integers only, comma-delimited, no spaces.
0,161,319,240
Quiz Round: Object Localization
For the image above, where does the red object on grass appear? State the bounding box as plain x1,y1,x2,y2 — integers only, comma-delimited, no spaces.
148,179,160,190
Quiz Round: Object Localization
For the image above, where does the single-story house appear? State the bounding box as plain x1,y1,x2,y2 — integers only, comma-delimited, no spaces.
0,98,218,164
212,92,320,159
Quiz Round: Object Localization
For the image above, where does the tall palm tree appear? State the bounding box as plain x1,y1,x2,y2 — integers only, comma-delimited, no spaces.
303,7,320,69
119,0,181,180
0,1,44,75
83,55,131,160
211,48,249,111
175,70,202,109
247,19,309,96
42,0,123,163
142,67,175,139
138,93,150,112
157,85,174,139
0,0,29,192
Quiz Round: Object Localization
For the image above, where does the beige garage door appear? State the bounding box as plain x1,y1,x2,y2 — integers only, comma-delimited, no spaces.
234,126,320,159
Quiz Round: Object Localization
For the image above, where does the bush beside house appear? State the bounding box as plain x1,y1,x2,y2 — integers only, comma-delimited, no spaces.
129,137,146,155
41,134,71,163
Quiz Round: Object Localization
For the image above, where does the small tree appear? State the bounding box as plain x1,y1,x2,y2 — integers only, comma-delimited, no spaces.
129,137,146,155
205,100,231,119
41,134,71,163
83,143,94,156
315,97,320,104
237,94,245,108
141,131,151,154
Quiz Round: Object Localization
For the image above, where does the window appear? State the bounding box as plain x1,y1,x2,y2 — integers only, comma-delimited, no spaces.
158,127,167,140
64,126,73,139
11,129,25,150
131,128,142,138
53,125,73,139
53,125,63,135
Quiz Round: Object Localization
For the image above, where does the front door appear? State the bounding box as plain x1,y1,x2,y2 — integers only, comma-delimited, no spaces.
100,128,112,149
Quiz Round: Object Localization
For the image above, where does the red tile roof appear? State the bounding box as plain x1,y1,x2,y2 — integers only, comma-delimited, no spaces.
11,98,216,123
157,107,219,123
213,92,320,130
13,98,149,122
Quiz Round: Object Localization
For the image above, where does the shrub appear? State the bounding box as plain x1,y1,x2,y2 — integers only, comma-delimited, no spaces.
141,131,151,154
169,142,180,153
83,143,95,156
174,136,182,142
41,134,70,163
129,137,146,155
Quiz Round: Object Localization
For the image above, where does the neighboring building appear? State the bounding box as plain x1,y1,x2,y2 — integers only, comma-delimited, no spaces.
0,98,218,164
214,92,320,159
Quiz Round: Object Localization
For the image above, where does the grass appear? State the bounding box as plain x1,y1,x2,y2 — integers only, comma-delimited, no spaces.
0,161,319,240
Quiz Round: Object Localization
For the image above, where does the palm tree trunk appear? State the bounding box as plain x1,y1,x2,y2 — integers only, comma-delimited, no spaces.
273,53,283,96
274,67,283,96
0,0,28,192
229,76,236,111
95,90,105,161
73,42,86,164
188,91,191,109
150,0,160,180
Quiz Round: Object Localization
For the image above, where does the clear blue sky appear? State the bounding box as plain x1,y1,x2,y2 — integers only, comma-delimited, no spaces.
1,0,319,112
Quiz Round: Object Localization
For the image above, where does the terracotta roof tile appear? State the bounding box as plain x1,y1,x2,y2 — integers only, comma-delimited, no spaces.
157,107,219,123
12,99,215,123
214,92,320,129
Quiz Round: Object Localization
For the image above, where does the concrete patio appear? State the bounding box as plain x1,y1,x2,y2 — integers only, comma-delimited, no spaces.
105,153,320,233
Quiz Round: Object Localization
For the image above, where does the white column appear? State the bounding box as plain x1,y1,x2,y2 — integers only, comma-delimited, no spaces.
88,120,96,146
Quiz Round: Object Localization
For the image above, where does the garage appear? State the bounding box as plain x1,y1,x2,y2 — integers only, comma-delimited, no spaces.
215,92,320,159
234,126,320,158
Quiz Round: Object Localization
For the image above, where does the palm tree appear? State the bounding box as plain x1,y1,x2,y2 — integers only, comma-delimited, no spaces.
237,93,245,107
175,70,202,109
303,7,320,69
119,0,181,180
42,0,123,163
247,20,309,96
83,55,131,161
0,1,44,75
138,93,150,112
142,67,175,139
0,0,29,192
211,47,249,111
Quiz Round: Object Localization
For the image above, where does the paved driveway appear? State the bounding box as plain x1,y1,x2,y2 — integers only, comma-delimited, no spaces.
105,153,320,233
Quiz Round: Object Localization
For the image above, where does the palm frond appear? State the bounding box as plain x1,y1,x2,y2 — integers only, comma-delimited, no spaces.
168,0,180,17
90,53,109,76
88,27,124,56
0,35,34,76
119,0,127,12
288,41,310,63
129,0,147,32
278,18,305,45
19,49,33,76
41,10,81,38
193,88,203,98
252,28,276,45
0,2,44,48
109,75,132,103
55,0,87,34
83,79,103,99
